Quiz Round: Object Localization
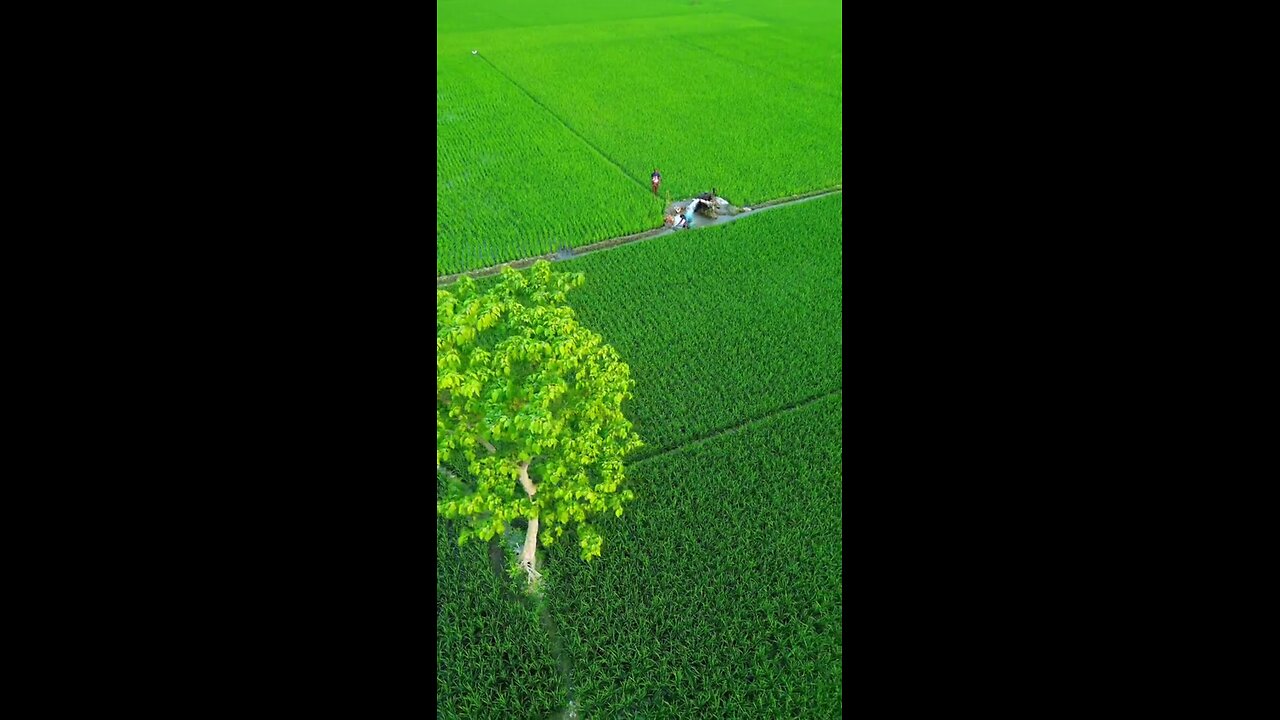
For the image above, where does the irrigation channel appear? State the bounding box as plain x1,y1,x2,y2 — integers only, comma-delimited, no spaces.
436,185,841,287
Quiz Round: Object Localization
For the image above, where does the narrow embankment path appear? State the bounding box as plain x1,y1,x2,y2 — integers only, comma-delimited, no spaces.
435,185,841,287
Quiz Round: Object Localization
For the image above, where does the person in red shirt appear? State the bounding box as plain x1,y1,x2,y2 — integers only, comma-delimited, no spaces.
651,169,661,195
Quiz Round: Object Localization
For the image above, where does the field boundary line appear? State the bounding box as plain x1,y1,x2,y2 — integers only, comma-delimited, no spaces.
750,184,843,209
631,387,842,468
476,53,653,194
436,185,841,287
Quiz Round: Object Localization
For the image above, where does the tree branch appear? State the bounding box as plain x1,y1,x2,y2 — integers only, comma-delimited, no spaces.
480,439,497,454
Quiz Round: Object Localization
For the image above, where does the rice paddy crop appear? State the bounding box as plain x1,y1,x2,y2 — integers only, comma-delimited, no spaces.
558,194,843,457
437,0,842,275
436,54,660,276
437,2,842,716
438,196,843,718
437,473,568,718
436,395,842,719
679,27,842,103
544,393,843,717
481,37,842,206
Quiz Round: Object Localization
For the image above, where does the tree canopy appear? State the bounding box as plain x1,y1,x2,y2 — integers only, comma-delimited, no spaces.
437,261,643,567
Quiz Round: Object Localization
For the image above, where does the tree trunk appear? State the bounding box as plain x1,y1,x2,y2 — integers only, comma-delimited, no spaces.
518,460,541,584
520,515,539,573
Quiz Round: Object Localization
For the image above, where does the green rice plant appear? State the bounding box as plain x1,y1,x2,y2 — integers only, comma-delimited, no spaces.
437,196,843,714
437,1,842,275
479,34,841,206
543,394,844,718
436,7,843,715
556,194,843,457
436,3,768,57
436,509,567,718
679,26,842,103
436,54,660,276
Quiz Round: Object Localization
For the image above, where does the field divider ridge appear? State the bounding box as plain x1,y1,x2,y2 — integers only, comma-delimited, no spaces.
631,387,842,468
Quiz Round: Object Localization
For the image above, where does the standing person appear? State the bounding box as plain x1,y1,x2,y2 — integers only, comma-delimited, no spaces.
651,169,661,195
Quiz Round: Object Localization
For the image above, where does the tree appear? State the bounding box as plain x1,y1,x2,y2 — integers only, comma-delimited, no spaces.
437,261,643,588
